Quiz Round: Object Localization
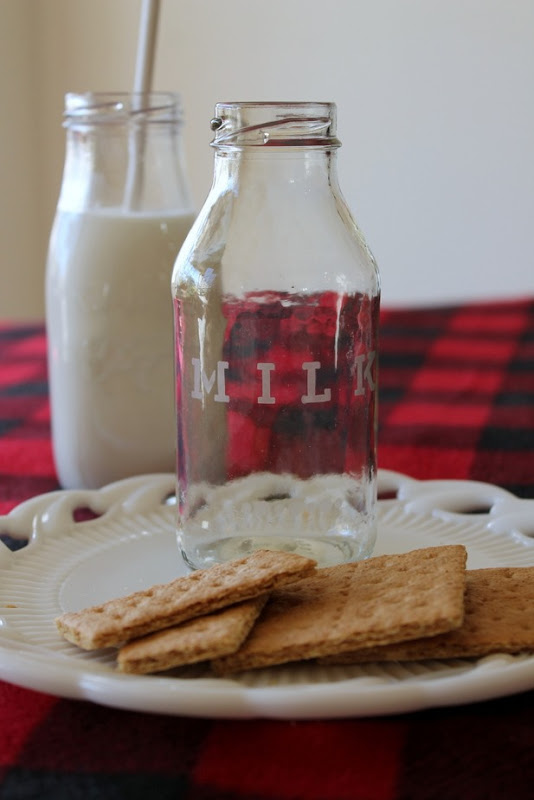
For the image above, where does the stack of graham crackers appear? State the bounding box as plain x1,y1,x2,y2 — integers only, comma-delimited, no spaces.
55,546,534,676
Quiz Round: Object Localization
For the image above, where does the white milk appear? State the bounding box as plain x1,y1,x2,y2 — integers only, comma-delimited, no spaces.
46,208,195,489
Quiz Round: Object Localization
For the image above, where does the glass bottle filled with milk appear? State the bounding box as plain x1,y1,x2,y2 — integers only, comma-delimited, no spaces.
46,92,195,489
172,102,380,569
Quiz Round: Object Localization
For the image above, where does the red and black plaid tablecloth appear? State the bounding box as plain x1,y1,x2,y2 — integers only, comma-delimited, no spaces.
1,298,533,799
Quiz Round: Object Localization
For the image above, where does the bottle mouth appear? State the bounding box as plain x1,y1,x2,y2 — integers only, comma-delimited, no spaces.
63,92,183,125
210,102,341,148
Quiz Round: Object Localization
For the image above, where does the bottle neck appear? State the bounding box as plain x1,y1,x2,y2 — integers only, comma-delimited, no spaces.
57,93,192,215
211,147,341,200
209,103,341,203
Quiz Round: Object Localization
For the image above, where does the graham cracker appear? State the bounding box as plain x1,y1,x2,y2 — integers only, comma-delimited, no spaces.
318,566,534,664
55,549,316,650
117,596,268,674
212,545,467,675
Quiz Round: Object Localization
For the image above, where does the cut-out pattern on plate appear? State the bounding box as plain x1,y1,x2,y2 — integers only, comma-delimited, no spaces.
0,470,533,719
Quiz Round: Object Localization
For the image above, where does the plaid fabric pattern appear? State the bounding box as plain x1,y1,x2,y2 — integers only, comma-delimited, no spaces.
379,298,534,498
0,299,533,799
221,291,378,479
0,324,58,519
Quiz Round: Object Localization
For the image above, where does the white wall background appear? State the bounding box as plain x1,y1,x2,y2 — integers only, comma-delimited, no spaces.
1,0,533,318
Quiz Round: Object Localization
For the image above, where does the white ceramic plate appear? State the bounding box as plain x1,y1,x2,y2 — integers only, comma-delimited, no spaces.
1,470,534,719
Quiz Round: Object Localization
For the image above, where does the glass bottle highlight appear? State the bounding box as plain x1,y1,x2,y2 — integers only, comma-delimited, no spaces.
172,102,380,569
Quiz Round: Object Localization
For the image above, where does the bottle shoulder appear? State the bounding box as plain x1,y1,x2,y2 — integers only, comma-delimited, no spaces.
172,188,379,297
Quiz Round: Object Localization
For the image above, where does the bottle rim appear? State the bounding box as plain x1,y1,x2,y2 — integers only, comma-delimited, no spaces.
63,92,183,126
210,101,341,149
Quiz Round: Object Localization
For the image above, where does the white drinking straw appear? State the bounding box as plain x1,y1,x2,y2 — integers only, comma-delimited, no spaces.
124,0,161,210
133,0,161,96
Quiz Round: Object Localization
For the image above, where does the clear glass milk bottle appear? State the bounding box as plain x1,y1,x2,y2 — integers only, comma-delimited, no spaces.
172,102,380,569
46,92,195,489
